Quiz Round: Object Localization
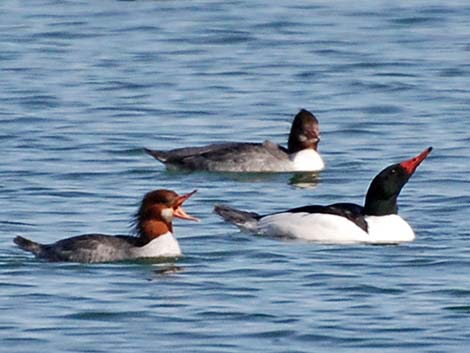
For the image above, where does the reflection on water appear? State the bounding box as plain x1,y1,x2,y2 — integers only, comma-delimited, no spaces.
162,168,322,189
163,168,289,183
152,264,184,277
289,172,321,189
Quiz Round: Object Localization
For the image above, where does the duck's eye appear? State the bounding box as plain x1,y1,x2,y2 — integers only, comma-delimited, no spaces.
391,168,397,174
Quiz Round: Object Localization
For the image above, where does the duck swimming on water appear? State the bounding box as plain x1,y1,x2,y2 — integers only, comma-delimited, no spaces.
214,147,432,244
14,189,199,263
145,109,324,172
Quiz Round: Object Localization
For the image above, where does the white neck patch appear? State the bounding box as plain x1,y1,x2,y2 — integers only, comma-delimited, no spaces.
161,208,174,222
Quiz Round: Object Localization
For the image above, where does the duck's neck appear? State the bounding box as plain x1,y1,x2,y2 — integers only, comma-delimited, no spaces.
137,219,172,245
364,195,398,216
287,139,318,154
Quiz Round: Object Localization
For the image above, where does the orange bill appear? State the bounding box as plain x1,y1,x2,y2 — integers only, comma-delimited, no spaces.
173,190,199,222
400,147,432,175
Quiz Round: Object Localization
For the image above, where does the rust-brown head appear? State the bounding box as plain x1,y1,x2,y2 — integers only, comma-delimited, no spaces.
134,189,198,244
287,109,321,153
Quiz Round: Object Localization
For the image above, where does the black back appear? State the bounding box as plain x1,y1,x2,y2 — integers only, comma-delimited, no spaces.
283,202,368,232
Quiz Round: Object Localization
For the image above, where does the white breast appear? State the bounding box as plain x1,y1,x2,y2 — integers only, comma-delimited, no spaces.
289,149,325,171
131,232,182,258
364,215,415,244
256,212,415,244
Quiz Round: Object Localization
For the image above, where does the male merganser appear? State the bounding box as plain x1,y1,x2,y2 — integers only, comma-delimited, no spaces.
14,189,199,263
145,109,324,172
214,147,432,244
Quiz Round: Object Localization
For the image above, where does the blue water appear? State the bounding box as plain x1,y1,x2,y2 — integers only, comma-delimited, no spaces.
1,1,470,352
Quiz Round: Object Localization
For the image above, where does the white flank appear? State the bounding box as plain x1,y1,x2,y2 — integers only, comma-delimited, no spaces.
256,213,415,244
131,232,182,258
290,149,325,172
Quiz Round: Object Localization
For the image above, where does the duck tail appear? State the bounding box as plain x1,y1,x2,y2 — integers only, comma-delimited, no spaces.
14,236,44,256
214,204,260,232
144,148,168,162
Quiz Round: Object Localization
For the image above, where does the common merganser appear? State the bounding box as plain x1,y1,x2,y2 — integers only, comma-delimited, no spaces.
14,189,199,263
214,147,432,244
145,109,324,172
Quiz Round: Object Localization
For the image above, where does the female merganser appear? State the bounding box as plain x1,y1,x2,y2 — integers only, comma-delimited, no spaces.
14,189,199,263
145,109,324,172
214,147,432,244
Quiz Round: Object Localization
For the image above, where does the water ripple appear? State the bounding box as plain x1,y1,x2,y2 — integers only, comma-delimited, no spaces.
1,1,470,352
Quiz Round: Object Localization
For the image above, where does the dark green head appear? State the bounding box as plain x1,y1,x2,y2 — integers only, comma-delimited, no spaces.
364,147,432,216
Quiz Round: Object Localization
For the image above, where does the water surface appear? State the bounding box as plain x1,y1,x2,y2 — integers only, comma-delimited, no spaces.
1,1,470,352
